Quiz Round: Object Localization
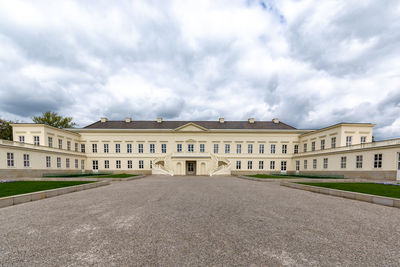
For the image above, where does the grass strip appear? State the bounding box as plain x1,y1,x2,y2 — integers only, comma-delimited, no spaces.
247,174,298,179
298,182,400,199
92,173,139,178
0,181,94,198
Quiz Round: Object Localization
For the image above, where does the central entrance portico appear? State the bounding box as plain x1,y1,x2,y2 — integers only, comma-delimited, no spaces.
186,161,196,175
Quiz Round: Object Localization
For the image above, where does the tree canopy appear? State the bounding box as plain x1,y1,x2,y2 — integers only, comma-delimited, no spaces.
32,111,77,128
0,119,13,140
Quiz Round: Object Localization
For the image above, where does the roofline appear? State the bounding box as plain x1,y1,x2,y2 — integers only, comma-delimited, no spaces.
10,123,81,136
70,128,310,134
299,122,375,137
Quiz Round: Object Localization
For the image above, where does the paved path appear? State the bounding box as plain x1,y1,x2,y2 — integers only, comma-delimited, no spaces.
1,176,400,266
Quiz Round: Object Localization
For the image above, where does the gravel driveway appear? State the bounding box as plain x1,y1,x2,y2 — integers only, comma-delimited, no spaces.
1,175,399,266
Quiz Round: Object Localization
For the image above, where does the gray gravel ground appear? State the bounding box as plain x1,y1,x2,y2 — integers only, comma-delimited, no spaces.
1,175,400,266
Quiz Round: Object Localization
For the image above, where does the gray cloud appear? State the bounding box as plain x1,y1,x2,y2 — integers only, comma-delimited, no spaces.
0,0,399,140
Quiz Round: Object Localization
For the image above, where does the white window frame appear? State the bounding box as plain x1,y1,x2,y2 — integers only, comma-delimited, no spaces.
341,156,347,169
115,143,121,153
313,159,317,169
247,161,252,170
104,143,109,153
57,157,61,168
323,158,328,169
356,155,363,168
320,140,325,150
295,160,300,171
104,160,109,169
67,141,71,151
281,161,287,171
331,137,336,148
75,143,78,152
128,160,132,169
259,144,264,154
374,154,382,168
236,160,241,170
138,143,143,153
139,160,144,169
294,144,299,154
162,144,167,153
259,160,264,170
270,144,275,154
127,143,132,153
75,159,79,169
270,161,275,170
34,136,40,146
188,144,194,152
92,160,98,170
177,143,182,152
48,137,52,147
346,136,352,147
225,144,230,154
81,144,85,153
248,144,253,154
66,158,70,168
214,144,219,154
361,136,366,144
236,144,241,154
200,143,205,153
58,139,63,149
116,160,121,169
304,160,307,170
311,142,315,151
303,143,307,152
46,156,51,168
23,154,29,167
92,143,97,153
282,144,287,154
19,136,25,143
150,143,155,153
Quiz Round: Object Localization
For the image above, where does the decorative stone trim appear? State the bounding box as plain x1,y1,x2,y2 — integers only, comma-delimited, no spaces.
0,181,110,209
280,181,400,208
0,175,147,182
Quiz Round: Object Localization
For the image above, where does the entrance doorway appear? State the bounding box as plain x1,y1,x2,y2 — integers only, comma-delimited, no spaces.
186,161,196,175
397,153,400,181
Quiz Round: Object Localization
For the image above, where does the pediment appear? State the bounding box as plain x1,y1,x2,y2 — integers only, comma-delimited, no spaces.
174,122,208,132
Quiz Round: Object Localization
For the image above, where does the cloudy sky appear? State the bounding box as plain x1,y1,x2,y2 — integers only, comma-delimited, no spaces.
0,0,399,139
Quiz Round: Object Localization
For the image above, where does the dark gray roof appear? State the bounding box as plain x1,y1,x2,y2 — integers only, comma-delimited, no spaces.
83,120,297,130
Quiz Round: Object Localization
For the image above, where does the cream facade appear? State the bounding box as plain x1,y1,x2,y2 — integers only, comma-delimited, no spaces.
1,118,400,180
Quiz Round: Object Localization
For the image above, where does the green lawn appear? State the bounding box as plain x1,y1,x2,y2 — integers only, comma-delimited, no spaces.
299,182,400,199
247,174,298,179
0,181,94,198
92,173,139,178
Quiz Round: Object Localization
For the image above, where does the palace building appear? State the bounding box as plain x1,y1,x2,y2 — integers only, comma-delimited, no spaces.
1,117,399,180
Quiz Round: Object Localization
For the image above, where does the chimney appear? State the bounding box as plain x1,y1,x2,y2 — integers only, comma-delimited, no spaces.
157,117,163,123
100,117,107,123
125,117,131,123
248,118,255,124
272,118,280,124
219,118,225,123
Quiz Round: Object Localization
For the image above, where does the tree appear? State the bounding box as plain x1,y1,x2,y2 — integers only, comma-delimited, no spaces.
0,119,13,140
32,111,77,128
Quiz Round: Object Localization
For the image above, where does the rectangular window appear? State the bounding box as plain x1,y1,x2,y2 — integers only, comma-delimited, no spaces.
214,144,219,153
46,156,51,168
200,143,205,153
74,143,78,152
92,143,97,153
127,143,132,153
177,143,182,152
281,161,287,171
58,139,63,149
282,144,287,154
19,136,25,143
236,144,241,154
188,144,194,152
259,144,264,154
341,156,347,169
128,160,132,169
311,142,315,151
138,143,143,153
303,143,307,152
57,157,61,168
104,160,109,169
361,136,366,144
313,159,317,169
81,144,85,153
75,159,79,169
81,160,85,170
236,160,241,170
104,143,109,153
225,144,230,154
294,145,299,154
150,160,152,169
356,155,363,168
48,137,52,147
115,143,121,153
162,144,167,153
270,144,275,154
320,140,325,150
331,137,336,148
259,160,264,170
139,160,144,169
66,158,70,168
150,143,155,153
67,141,71,151
374,154,382,168
92,160,98,170
23,154,29,167
323,158,328,169
270,161,275,170
346,136,352,147
34,136,40,146
247,161,252,170
248,144,253,154
295,160,300,171
304,160,307,170
116,160,121,169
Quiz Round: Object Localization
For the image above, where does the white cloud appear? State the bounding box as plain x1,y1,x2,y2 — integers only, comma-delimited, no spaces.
0,0,399,139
